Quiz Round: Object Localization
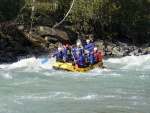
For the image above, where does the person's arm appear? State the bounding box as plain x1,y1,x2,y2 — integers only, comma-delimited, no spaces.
81,49,84,53
84,44,90,49
52,52,58,57
71,47,76,52
62,50,67,56
85,43,94,49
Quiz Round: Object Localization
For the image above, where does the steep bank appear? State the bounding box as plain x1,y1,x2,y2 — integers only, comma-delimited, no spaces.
0,23,50,63
0,23,77,63
0,24,149,63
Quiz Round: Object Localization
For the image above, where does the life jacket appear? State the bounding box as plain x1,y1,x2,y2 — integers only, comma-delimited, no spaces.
94,51,102,62
56,52,63,62
66,47,71,55
63,47,72,60
77,55,84,65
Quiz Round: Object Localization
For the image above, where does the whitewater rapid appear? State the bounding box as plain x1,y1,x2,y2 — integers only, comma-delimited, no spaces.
0,54,149,80
0,54,150,71
0,55,150,113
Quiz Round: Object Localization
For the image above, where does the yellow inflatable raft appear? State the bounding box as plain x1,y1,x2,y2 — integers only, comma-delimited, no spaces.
52,61,103,72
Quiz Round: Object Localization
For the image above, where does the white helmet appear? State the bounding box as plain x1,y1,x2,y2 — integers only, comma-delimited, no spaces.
58,47,62,51
77,42,80,46
94,47,97,51
86,39,90,43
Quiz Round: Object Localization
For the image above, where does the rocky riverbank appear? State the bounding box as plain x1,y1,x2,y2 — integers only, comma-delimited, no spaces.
0,24,149,63
94,39,150,56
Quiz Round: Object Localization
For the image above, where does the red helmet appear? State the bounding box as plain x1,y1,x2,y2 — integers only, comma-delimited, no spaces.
65,44,69,47
91,52,94,55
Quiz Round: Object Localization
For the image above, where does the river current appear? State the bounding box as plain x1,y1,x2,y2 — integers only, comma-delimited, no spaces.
0,55,150,113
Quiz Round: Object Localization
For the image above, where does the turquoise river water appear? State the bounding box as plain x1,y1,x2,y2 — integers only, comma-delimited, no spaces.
0,55,150,113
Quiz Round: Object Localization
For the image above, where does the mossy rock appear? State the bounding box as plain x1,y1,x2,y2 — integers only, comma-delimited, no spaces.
55,42,62,47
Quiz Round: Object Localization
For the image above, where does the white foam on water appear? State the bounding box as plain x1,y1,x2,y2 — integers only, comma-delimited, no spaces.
9,81,31,86
0,64,9,69
43,72,51,76
0,55,149,73
80,67,109,76
0,57,41,69
0,57,55,71
12,99,23,105
14,91,100,101
116,89,127,94
110,73,122,77
131,96,143,100
139,74,149,79
107,105,134,110
99,95,122,99
15,95,47,100
73,94,98,100
42,70,61,76
23,66,42,73
105,55,150,70
0,72,12,79
15,91,71,100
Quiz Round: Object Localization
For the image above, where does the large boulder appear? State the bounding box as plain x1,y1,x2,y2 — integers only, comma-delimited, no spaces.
35,26,57,36
34,26,77,44
112,47,124,56
94,40,106,50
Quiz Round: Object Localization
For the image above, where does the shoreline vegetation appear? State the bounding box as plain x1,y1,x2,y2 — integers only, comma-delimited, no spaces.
0,0,150,63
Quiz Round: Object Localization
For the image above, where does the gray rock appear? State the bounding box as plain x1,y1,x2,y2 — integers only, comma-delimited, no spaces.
122,50,128,56
129,52,135,56
148,47,150,52
147,51,150,54
113,47,120,51
112,47,124,56
100,51,106,56
135,53,142,56
134,49,142,54
128,46,134,52
35,26,57,36
118,41,128,47
107,45,113,51
34,26,75,43
106,51,112,55
120,46,129,52
17,25,24,31
142,43,149,48
94,40,104,46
